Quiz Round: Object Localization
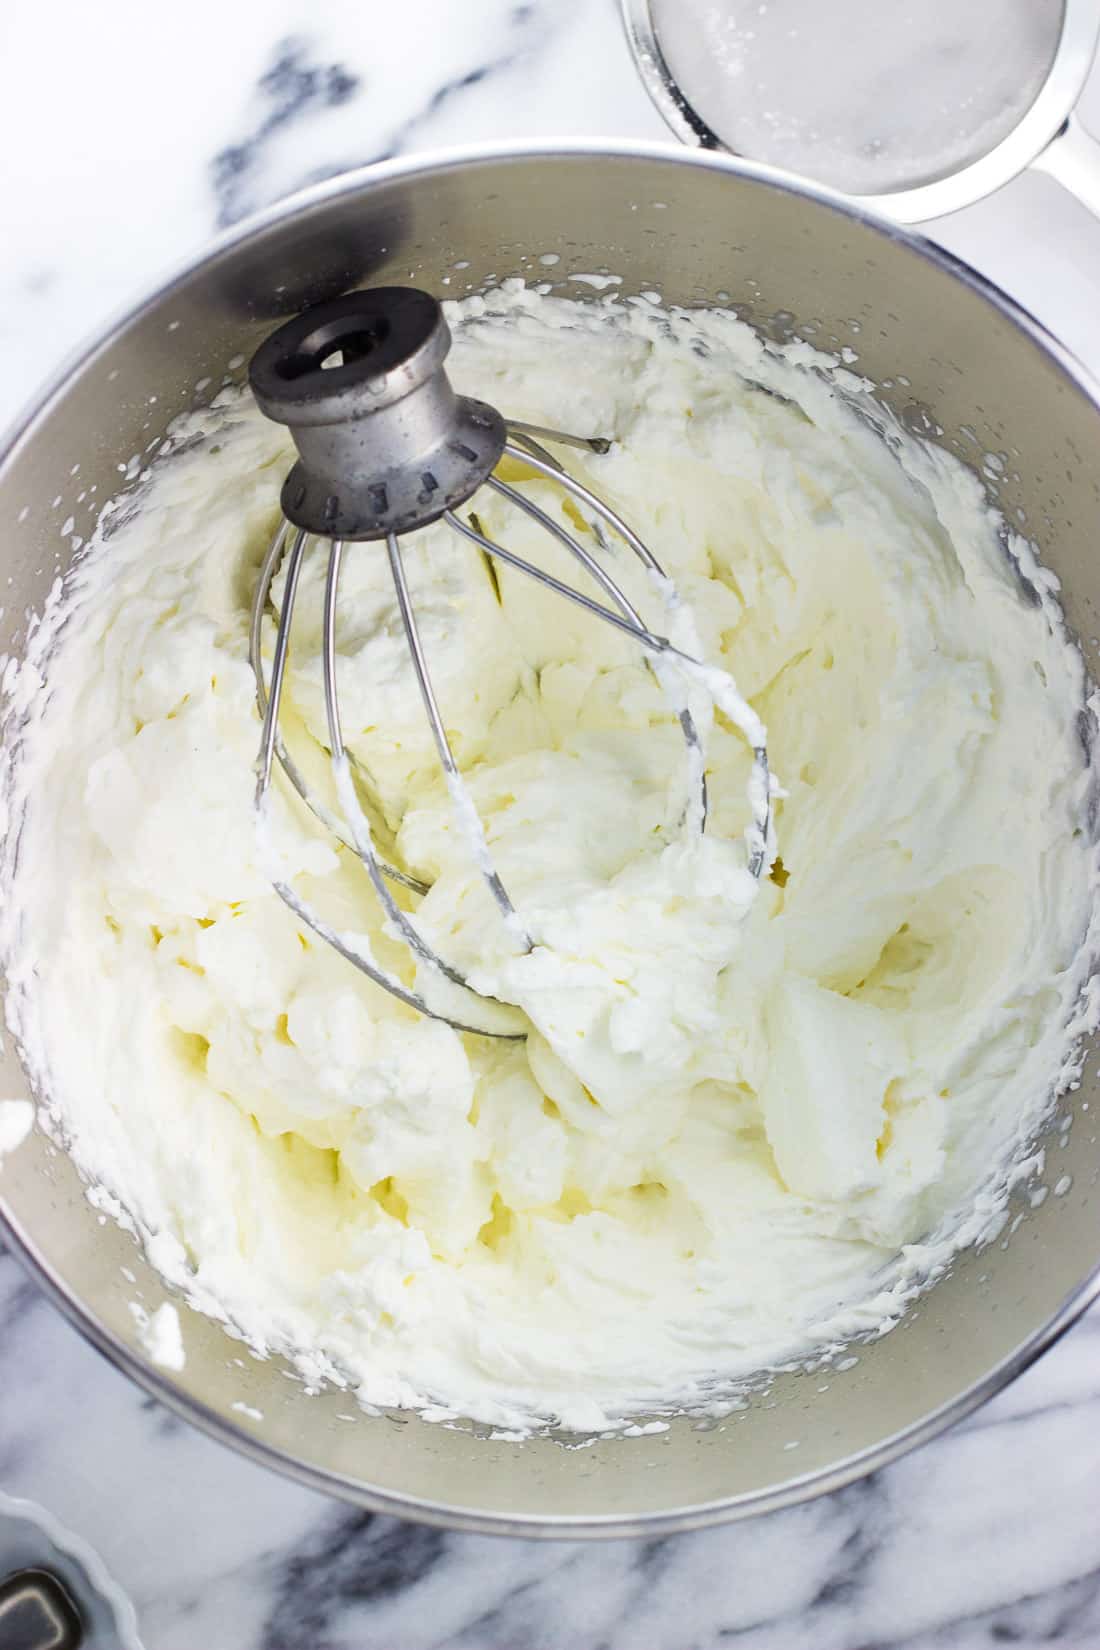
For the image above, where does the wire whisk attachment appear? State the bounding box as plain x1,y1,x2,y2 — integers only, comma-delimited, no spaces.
248,288,771,1037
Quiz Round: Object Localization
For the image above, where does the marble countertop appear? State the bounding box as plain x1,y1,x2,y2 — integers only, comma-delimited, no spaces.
3,3,1100,1646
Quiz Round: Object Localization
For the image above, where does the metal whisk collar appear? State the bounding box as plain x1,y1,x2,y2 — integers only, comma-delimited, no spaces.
248,288,771,1037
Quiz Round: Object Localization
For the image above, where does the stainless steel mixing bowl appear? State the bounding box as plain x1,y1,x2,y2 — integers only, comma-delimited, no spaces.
1,142,1099,1537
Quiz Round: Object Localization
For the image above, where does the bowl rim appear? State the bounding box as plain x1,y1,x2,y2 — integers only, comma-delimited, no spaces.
3,135,1100,1539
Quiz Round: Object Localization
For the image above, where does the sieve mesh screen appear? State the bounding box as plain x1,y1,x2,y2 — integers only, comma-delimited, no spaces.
652,0,1065,194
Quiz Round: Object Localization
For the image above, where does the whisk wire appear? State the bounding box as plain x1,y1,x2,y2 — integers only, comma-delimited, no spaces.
501,442,662,573
487,471,708,830
444,510,674,653
251,522,428,896
383,531,532,946
506,420,612,457
445,500,769,860
319,540,475,992
256,525,307,799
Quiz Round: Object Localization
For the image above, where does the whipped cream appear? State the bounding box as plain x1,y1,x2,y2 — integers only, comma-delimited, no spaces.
130,1300,186,1371
3,285,1097,1431
0,1098,34,1159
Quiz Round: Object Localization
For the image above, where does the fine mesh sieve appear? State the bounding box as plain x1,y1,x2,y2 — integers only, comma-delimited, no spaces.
622,0,1100,223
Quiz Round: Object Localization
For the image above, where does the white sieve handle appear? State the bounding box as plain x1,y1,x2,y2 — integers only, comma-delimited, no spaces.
1031,114,1100,224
